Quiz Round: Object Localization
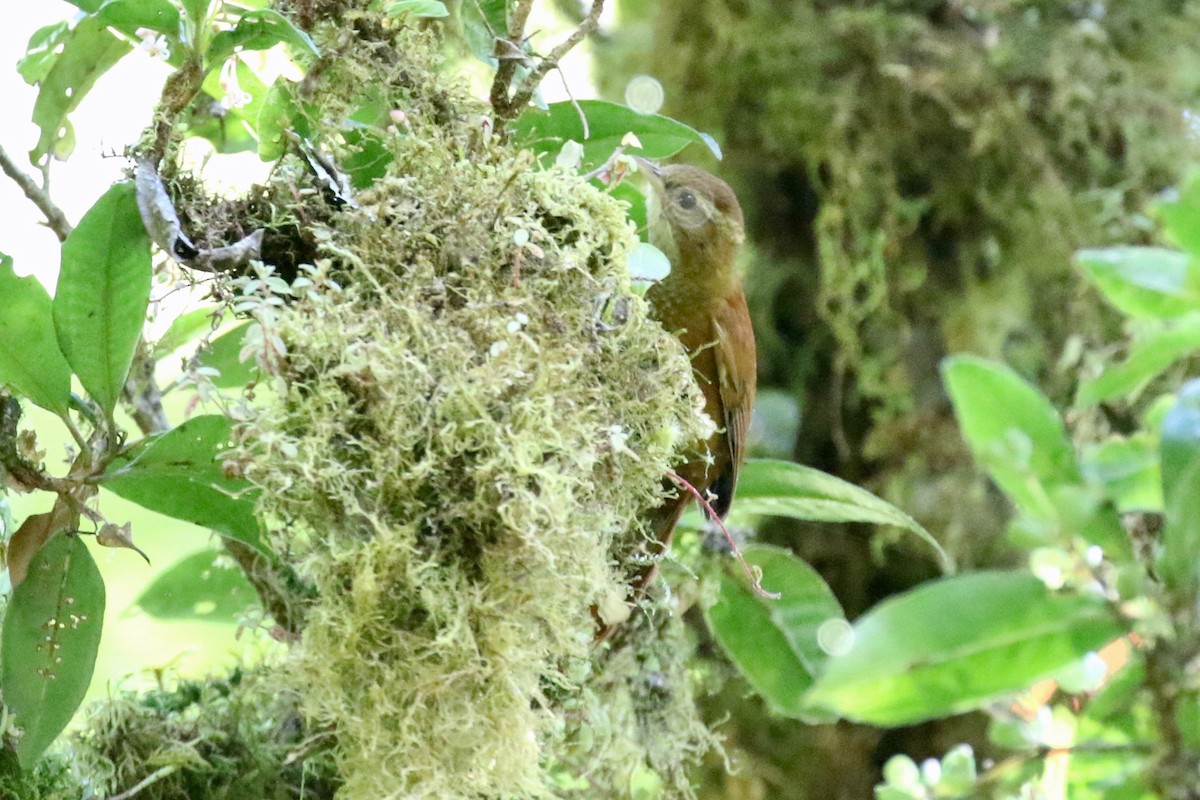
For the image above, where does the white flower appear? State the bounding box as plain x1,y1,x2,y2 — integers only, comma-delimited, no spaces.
219,57,252,110
137,29,170,61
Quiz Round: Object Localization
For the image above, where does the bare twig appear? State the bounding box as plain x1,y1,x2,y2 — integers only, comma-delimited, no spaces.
104,765,178,800
507,0,604,117
491,0,605,133
0,144,73,241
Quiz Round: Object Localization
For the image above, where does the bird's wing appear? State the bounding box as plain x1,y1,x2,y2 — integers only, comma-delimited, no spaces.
709,291,757,517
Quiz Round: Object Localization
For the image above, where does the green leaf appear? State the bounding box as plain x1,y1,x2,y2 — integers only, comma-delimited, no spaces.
134,548,258,620
54,182,151,417
101,415,268,555
705,545,844,720
29,15,131,162
511,99,721,171
198,322,259,388
1158,171,1200,259
1075,247,1200,320
1158,380,1200,593
1080,435,1162,513
387,0,449,18
735,459,952,570
805,571,1125,726
17,22,72,86
1,534,105,768
96,0,183,38
342,128,394,189
0,254,73,416
152,306,222,357
207,9,318,67
460,0,506,63
609,179,647,233
180,0,214,25
943,355,1079,517
256,79,300,161
1076,314,1200,404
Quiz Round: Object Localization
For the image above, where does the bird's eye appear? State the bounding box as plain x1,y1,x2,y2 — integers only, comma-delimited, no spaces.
677,190,697,210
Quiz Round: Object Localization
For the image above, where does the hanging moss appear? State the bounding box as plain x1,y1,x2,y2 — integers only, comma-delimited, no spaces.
199,5,717,799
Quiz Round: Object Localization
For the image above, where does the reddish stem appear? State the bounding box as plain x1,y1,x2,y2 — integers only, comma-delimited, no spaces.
667,471,780,600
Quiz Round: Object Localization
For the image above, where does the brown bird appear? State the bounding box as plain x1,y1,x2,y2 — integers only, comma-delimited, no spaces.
600,160,757,633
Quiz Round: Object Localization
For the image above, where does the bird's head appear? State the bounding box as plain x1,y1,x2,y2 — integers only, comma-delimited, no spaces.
636,159,745,281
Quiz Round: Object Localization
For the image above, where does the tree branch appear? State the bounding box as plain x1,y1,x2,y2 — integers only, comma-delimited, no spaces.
491,0,604,133
0,144,73,241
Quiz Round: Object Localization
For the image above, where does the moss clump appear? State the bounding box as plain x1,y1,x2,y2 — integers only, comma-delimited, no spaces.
68,668,338,800
0,753,79,800
216,7,713,799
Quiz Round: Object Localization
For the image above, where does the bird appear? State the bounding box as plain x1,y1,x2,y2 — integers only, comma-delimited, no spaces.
599,159,757,637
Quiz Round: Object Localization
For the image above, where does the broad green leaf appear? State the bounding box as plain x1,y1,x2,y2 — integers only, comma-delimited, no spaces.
1080,435,1162,513
101,415,268,554
0,255,73,416
460,0,506,63
943,356,1079,517
511,99,721,171
54,182,151,416
257,79,300,161
1,534,105,768
342,129,394,189
735,459,951,570
387,0,449,18
134,548,258,620
29,15,131,162
609,179,647,233
705,545,843,720
152,306,222,357
1075,247,1200,320
198,321,258,388
96,0,182,37
805,571,1125,726
207,9,318,67
1158,171,1200,259
17,22,71,86
1076,314,1200,404
1158,380,1200,592
185,93,257,154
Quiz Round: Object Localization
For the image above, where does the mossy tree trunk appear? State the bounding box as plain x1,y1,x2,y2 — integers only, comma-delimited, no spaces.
596,1,1200,796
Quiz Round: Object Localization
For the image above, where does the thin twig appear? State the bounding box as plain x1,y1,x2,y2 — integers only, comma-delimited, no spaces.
0,144,73,241
667,471,779,599
505,0,604,120
556,65,588,140
491,0,604,132
104,765,178,800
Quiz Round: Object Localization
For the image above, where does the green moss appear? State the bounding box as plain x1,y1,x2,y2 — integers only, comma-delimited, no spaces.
68,668,338,800
0,753,80,800
205,8,717,799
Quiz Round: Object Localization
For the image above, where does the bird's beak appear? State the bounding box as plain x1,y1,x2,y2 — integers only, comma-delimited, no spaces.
633,157,665,195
